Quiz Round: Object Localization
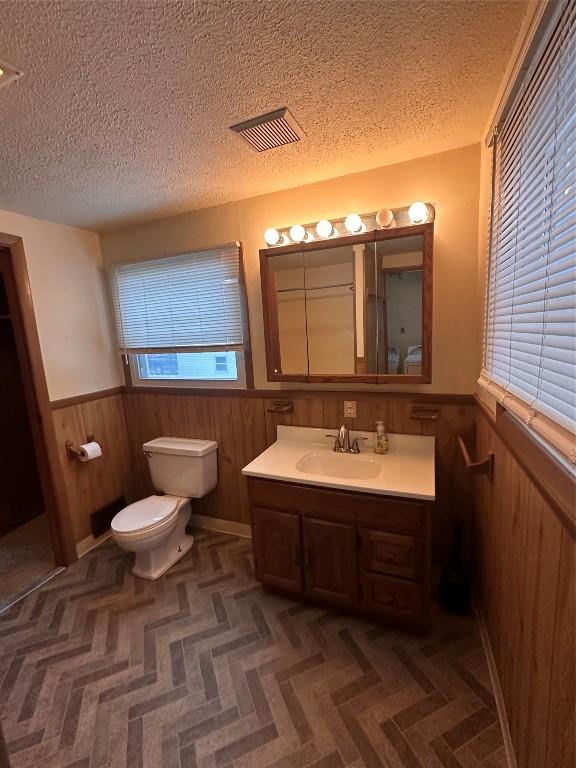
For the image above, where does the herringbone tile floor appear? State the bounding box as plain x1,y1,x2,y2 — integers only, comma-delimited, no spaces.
0,531,506,768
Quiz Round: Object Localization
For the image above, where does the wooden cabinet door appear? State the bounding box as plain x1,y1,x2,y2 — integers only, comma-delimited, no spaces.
302,518,358,606
252,507,302,592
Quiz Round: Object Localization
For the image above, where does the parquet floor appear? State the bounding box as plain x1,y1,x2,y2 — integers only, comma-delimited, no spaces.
0,532,506,768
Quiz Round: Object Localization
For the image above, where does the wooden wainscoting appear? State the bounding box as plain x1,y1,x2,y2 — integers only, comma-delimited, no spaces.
122,390,475,564
51,392,132,546
50,387,475,561
474,405,575,768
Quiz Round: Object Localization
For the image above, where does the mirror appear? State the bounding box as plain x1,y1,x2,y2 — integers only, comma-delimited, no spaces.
261,223,432,382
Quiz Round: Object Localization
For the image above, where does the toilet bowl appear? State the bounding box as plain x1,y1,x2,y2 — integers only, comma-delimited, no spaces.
111,495,194,580
111,437,218,580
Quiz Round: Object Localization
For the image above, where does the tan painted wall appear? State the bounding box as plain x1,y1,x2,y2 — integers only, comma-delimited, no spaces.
0,209,121,400
101,143,482,394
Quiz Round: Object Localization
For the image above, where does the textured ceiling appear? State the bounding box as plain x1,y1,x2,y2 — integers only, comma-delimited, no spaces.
0,0,527,231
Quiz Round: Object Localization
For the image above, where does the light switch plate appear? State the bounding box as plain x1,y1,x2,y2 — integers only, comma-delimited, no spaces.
343,400,357,418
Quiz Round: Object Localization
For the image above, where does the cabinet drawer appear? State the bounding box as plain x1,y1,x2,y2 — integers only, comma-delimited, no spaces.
361,572,424,623
247,478,426,535
360,529,424,580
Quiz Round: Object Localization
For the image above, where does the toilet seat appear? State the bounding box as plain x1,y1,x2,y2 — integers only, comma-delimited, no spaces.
111,495,185,539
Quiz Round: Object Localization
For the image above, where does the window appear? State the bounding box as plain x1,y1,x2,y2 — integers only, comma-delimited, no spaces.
481,1,575,463
108,243,249,388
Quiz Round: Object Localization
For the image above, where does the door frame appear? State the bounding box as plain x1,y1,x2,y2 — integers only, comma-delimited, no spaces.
0,232,76,565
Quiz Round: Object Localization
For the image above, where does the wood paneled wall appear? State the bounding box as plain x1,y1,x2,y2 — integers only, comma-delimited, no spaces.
51,394,131,545
123,390,475,563
474,409,575,768
51,388,475,562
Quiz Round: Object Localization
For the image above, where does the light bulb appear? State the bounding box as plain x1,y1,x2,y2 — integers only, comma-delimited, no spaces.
376,208,395,228
289,224,306,243
264,227,280,246
316,219,334,238
408,202,430,224
0,68,4,77
344,213,363,233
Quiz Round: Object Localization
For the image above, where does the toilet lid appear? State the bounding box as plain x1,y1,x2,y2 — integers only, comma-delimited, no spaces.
111,495,181,534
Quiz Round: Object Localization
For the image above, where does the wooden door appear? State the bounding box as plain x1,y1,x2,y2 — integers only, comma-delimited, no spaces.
302,517,358,606
252,507,302,592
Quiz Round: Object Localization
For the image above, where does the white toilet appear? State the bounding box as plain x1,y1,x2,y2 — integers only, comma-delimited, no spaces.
111,437,218,580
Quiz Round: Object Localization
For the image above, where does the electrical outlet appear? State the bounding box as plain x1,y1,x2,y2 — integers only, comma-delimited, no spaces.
343,400,357,418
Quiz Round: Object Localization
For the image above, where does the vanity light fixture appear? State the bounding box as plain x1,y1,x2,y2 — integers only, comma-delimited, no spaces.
263,202,434,245
289,224,307,243
264,227,281,246
344,213,363,234
316,219,335,238
408,201,432,224
376,208,395,228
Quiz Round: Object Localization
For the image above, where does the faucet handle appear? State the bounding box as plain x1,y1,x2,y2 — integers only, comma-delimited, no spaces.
350,436,368,453
325,434,341,452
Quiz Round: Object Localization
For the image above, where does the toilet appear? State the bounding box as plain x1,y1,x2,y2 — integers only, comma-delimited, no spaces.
111,437,217,580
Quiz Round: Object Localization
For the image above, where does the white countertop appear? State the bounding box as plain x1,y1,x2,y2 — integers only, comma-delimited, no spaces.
241,426,435,500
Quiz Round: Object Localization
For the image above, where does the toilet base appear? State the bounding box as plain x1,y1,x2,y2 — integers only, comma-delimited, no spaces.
131,507,194,580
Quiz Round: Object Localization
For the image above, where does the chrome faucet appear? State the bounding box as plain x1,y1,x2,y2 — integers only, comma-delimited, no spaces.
325,424,367,454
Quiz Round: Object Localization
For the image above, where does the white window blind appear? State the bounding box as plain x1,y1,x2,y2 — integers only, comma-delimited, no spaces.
108,243,244,354
482,0,576,463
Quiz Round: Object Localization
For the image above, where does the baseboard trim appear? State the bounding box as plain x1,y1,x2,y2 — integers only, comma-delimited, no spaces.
76,531,112,558
473,596,516,768
189,514,252,539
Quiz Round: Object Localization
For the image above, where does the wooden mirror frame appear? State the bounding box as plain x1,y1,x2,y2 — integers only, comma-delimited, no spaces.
260,222,433,384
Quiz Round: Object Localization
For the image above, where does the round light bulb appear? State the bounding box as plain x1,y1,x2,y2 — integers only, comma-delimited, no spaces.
0,68,4,77
408,202,430,224
316,219,334,238
376,208,395,228
344,213,363,233
264,227,280,246
289,224,306,243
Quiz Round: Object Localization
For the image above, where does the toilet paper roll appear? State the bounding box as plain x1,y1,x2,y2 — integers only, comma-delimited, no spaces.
78,441,103,462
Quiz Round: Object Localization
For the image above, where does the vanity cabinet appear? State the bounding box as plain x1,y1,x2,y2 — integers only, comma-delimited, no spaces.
248,477,431,633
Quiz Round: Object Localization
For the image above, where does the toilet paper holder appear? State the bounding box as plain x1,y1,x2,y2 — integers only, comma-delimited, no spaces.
66,434,98,461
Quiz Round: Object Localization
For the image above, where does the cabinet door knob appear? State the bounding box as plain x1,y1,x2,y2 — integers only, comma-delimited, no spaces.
292,547,300,566
304,549,312,568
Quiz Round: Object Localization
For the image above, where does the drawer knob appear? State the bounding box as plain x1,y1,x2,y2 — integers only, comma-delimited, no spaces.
381,595,396,606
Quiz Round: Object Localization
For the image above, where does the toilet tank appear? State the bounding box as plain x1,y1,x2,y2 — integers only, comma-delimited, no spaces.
143,437,218,498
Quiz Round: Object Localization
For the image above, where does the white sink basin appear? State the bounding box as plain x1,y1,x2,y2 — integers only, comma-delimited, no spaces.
296,451,381,480
241,425,436,500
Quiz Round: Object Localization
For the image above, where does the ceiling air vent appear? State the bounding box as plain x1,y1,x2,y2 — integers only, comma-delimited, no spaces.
229,108,303,152
0,59,23,91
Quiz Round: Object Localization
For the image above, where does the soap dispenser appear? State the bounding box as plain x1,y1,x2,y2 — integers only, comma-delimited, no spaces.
374,421,389,454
